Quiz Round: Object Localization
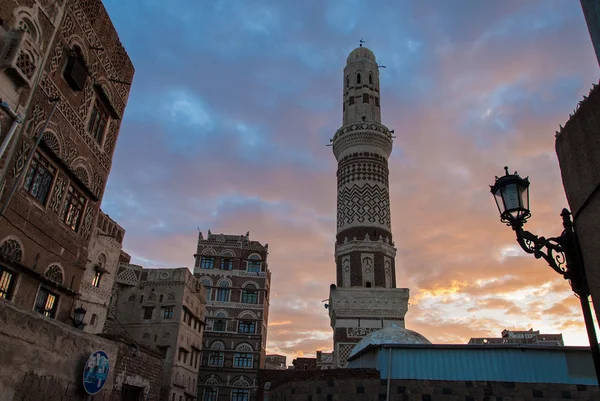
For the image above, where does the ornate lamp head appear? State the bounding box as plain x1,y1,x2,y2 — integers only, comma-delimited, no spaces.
490,166,531,226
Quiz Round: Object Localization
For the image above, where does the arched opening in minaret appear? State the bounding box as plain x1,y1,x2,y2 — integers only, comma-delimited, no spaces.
346,77,349,88
356,73,361,84
369,73,372,84
366,282,372,288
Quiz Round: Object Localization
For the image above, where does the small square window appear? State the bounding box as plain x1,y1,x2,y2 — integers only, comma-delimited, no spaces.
163,307,174,319
143,307,153,320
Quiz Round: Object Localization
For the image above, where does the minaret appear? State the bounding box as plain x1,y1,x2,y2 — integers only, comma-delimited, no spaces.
328,45,409,367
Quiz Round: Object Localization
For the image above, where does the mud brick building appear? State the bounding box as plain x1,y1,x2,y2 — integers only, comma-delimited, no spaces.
193,230,272,401
0,0,134,326
108,264,207,401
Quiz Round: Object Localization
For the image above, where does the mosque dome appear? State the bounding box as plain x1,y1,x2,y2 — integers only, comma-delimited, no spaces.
349,326,432,358
346,46,376,64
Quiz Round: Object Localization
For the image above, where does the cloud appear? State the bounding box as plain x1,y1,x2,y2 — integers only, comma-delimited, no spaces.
101,0,598,362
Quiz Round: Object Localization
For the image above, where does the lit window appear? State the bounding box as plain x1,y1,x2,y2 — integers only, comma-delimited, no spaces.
23,152,55,205
163,307,174,319
0,266,15,299
87,99,108,145
238,321,256,334
61,185,86,231
233,353,253,368
91,271,102,287
34,287,58,318
200,256,215,269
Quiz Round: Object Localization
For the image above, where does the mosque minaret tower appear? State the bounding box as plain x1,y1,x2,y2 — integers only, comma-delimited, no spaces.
328,44,409,367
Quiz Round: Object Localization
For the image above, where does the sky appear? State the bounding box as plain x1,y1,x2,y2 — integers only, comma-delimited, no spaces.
101,0,600,362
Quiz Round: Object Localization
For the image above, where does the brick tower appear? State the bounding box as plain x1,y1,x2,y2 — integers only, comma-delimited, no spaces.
328,45,409,367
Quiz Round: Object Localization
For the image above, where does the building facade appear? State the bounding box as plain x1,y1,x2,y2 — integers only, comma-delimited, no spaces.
327,45,409,367
107,265,207,401
79,210,125,333
193,231,271,401
581,0,600,67
0,0,134,326
264,354,287,370
468,329,564,346
555,83,600,325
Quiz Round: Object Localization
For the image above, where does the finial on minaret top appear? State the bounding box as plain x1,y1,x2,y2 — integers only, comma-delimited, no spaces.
359,38,365,47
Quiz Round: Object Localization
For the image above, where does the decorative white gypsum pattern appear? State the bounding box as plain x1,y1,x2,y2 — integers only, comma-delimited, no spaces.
337,183,391,229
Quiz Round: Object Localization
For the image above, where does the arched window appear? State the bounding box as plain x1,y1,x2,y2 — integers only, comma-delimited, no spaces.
90,314,98,326
356,73,361,84
369,73,372,84
247,254,262,273
0,238,23,263
45,265,64,285
213,311,227,332
159,294,163,302
242,284,258,304
220,250,234,270
346,77,349,88
216,281,230,302
208,342,225,366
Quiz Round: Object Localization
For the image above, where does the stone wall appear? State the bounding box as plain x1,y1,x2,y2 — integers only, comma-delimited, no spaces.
555,82,600,324
0,298,163,401
261,371,600,401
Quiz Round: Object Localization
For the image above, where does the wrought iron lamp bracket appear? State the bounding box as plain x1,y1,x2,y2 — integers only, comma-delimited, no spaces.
513,225,568,276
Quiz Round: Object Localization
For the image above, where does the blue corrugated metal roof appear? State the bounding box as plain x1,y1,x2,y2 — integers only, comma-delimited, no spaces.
349,345,597,385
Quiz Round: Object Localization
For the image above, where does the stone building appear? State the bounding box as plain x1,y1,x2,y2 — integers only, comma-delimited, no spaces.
79,210,125,333
581,0,600,66
291,357,317,371
316,351,334,370
327,45,409,367
193,230,271,401
468,328,564,346
0,0,134,327
555,82,600,325
1,297,164,401
107,264,207,401
264,354,287,370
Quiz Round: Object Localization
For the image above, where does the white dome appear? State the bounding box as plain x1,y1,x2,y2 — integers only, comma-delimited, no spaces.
346,46,376,64
349,325,432,358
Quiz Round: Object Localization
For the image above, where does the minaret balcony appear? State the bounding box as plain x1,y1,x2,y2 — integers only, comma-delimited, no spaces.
332,122,393,161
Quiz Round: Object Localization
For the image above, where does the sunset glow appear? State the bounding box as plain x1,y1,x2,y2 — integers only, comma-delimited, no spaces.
101,0,599,362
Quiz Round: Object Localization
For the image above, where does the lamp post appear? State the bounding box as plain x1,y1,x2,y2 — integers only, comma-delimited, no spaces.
490,166,600,385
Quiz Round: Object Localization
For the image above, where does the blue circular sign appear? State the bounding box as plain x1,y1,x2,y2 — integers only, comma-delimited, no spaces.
83,350,110,395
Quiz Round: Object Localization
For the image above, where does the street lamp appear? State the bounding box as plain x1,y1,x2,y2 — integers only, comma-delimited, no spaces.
490,166,600,385
72,305,87,329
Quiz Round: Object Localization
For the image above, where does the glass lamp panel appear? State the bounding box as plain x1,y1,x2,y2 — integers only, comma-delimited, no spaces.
519,183,529,211
501,183,521,211
494,191,505,215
